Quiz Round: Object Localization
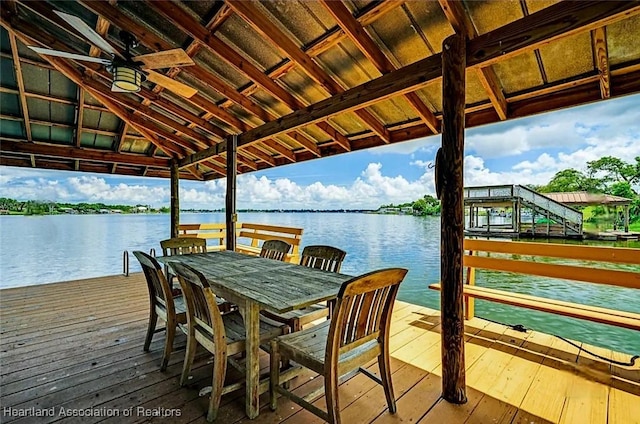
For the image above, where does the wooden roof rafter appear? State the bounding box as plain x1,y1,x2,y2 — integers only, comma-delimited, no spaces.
223,0,407,104
591,27,611,99
146,0,359,153
226,0,392,144
320,0,440,133
438,0,508,121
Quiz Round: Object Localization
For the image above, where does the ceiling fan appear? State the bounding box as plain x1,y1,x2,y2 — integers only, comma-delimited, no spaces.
28,10,198,98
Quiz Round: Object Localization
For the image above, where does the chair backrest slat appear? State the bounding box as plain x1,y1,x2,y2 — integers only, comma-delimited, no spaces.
259,239,291,261
327,268,407,360
299,245,346,273
133,251,173,312
170,261,225,347
161,237,207,256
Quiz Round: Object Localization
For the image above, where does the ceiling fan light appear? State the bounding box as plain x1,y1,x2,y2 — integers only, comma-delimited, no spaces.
112,65,142,92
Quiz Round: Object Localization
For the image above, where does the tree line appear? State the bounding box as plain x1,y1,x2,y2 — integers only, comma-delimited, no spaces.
0,199,168,215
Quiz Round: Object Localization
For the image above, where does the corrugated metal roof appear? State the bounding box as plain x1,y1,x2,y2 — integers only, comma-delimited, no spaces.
545,192,632,206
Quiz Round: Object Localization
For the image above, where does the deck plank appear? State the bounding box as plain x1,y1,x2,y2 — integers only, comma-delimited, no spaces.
1,275,638,424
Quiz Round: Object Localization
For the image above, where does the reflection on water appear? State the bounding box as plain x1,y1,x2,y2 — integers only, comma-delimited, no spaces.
1,213,638,354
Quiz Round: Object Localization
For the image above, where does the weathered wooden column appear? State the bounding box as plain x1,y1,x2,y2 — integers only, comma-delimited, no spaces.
170,160,180,238
623,205,630,233
225,135,237,251
439,33,467,404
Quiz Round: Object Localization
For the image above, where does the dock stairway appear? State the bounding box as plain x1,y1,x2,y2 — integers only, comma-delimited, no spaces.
464,185,583,237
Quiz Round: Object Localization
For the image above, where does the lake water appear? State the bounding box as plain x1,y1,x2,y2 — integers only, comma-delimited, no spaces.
1,212,639,355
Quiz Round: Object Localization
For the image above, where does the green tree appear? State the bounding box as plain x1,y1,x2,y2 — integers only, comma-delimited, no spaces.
539,169,601,193
587,156,640,195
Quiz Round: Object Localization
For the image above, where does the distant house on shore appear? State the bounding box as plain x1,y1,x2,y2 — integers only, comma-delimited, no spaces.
400,206,414,215
136,206,148,213
99,209,110,214
379,207,400,214
111,209,123,214
59,207,77,214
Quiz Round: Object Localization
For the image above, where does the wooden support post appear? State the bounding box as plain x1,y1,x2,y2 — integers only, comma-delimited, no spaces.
624,205,630,233
170,161,179,238
439,33,467,404
226,135,237,251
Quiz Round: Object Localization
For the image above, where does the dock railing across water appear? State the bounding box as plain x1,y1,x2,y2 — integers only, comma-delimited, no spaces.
430,239,640,331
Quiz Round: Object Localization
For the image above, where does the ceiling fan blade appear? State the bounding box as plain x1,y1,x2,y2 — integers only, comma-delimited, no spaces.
54,10,118,56
28,46,112,65
134,49,195,70
145,70,197,98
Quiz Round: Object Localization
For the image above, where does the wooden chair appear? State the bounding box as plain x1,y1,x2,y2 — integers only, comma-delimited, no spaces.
132,251,187,371
160,237,207,285
263,245,347,331
170,261,286,422
259,239,291,261
269,268,408,424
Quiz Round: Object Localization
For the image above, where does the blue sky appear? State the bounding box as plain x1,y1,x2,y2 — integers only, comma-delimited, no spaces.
1,93,639,209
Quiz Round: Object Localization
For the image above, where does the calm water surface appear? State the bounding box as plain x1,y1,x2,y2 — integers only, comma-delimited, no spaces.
1,213,639,355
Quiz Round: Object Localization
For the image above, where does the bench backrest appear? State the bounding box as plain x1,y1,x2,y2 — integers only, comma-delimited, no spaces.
463,239,640,290
461,239,640,320
177,222,303,262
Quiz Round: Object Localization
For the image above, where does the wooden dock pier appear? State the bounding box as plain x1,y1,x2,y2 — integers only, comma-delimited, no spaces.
1,274,638,423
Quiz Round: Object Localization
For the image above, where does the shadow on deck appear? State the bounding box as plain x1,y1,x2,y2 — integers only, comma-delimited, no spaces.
1,274,638,423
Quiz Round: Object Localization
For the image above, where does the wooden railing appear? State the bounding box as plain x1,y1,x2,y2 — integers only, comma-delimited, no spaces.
430,239,640,331
178,222,303,263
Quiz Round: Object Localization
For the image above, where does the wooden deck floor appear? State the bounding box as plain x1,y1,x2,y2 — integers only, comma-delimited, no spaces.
1,274,638,424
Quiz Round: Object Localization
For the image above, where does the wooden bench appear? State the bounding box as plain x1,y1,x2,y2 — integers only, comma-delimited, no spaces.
429,239,640,331
178,222,303,263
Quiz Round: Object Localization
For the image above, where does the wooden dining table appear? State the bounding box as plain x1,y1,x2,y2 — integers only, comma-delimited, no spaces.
157,250,352,419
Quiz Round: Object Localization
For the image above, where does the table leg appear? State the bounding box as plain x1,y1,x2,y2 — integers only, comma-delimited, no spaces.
243,301,260,419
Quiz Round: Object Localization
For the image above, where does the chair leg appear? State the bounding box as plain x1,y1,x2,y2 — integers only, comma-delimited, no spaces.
206,350,227,422
144,308,158,352
269,339,280,411
325,371,341,424
180,329,197,386
160,320,175,371
378,345,396,414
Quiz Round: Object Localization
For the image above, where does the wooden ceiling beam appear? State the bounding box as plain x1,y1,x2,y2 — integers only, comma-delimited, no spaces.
591,27,611,98
438,0,508,120
0,87,109,111
320,0,439,133
260,139,296,163
114,122,127,153
200,1,637,153
78,1,113,148
7,32,32,142
147,0,353,153
228,0,391,144
284,131,321,158
75,88,85,147
0,138,170,167
242,145,276,167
